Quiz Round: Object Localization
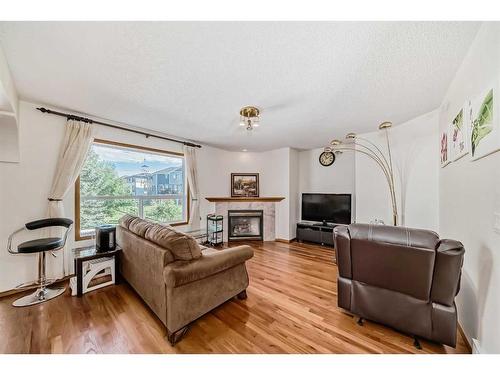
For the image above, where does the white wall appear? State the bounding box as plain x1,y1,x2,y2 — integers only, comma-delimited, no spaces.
1,101,62,292
298,147,356,223
299,148,355,194
288,148,300,238
439,22,500,353
355,111,440,231
196,146,293,240
0,42,19,163
198,145,356,241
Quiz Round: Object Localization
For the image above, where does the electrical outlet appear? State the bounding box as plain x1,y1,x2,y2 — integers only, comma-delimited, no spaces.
494,213,500,234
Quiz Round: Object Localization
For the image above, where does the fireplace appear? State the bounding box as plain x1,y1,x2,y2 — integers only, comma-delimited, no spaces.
228,210,264,241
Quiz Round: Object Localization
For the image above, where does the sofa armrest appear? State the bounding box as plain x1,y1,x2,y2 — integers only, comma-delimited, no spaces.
430,239,465,306
163,245,254,288
334,225,352,279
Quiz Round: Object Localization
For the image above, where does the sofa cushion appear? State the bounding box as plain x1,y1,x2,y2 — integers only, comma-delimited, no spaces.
145,224,202,261
119,214,137,229
128,217,156,238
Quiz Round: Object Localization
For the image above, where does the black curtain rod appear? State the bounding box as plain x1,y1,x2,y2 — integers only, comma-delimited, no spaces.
36,107,202,148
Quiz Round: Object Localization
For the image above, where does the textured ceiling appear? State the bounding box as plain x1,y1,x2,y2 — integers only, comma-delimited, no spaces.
0,22,481,151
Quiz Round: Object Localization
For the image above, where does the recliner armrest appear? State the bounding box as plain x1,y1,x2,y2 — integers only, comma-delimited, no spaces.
164,245,254,288
431,239,465,306
334,225,352,279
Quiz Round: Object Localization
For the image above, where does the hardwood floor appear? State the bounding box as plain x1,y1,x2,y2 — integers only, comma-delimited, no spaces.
0,241,469,354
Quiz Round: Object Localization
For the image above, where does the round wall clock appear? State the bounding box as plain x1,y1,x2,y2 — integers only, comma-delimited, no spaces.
319,151,335,166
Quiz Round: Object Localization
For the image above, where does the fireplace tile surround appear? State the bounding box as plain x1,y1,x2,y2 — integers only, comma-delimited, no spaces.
212,201,277,242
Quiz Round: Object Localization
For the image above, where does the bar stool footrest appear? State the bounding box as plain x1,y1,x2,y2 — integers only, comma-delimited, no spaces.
15,278,58,290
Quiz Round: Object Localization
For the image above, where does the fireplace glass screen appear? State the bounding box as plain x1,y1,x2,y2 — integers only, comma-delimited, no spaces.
228,210,263,241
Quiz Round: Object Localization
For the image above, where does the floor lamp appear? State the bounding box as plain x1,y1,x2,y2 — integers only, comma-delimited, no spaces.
329,121,398,226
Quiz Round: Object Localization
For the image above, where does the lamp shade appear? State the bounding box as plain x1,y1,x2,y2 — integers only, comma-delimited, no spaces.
345,132,357,139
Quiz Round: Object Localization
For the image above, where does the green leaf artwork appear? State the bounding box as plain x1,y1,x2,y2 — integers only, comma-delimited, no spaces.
471,89,493,156
451,108,466,157
453,109,462,131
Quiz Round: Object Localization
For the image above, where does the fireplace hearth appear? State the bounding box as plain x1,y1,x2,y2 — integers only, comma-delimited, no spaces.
228,210,264,241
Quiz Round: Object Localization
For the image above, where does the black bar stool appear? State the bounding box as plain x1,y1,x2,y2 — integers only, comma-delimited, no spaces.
7,218,73,307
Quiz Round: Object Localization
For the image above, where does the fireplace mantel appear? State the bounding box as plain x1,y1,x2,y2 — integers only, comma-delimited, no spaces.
205,197,285,202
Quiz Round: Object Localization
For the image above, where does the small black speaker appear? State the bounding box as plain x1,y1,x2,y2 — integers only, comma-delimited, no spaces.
95,225,116,252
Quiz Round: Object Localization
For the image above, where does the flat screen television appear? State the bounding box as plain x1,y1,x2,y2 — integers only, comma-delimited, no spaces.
301,193,351,225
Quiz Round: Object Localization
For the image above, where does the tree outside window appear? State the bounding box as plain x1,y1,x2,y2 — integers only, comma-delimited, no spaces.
77,141,187,239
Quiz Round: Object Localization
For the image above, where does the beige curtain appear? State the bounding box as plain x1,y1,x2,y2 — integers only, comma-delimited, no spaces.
183,145,201,230
48,119,94,275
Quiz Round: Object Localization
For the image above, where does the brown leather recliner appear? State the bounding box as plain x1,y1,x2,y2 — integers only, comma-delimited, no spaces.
334,223,464,347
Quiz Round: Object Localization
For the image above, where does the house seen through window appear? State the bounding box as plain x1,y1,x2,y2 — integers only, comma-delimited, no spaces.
77,141,187,239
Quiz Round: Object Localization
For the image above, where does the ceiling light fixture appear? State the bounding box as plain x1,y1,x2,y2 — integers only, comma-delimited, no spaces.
242,149,248,152
239,106,260,131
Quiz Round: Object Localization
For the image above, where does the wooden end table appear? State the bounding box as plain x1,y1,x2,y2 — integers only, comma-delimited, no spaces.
72,246,122,297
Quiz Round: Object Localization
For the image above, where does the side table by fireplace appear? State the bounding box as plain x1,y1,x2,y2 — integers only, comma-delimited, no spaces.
206,214,223,246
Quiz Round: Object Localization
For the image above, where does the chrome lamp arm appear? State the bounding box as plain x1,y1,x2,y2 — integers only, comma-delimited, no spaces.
330,122,398,226
335,145,398,226
355,136,393,175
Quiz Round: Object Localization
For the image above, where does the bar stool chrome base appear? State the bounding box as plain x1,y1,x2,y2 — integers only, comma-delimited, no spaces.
12,286,66,307
11,249,66,307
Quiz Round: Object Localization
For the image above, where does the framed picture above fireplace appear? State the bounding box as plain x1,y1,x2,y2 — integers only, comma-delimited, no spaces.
231,173,260,197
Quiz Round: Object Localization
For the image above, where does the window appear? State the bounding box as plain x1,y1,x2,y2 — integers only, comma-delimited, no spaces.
75,139,189,240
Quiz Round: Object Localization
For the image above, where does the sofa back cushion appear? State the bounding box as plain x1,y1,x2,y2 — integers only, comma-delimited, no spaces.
128,217,157,237
145,224,202,261
119,214,137,230
119,215,201,261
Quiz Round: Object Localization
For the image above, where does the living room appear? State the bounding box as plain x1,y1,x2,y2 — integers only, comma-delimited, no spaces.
1,0,499,370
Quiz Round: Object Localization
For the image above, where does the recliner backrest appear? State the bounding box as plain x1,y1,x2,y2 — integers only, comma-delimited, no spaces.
348,224,439,301
349,224,440,249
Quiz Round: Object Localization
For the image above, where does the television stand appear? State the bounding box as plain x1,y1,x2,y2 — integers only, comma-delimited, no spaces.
314,221,336,228
296,222,339,247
